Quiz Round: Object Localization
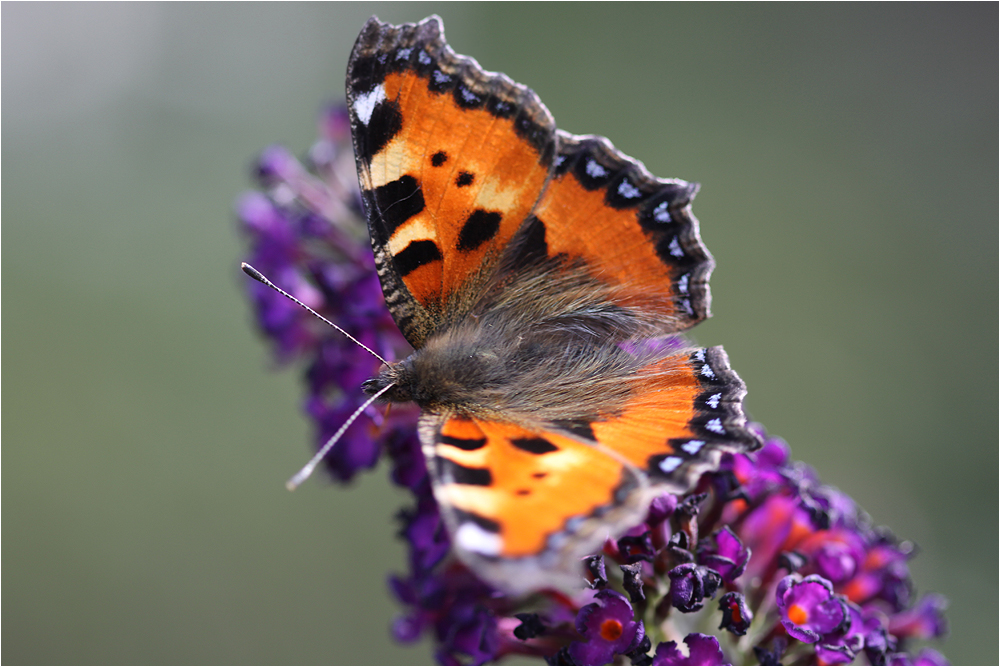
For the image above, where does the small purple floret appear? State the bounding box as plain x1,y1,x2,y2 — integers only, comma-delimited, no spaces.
698,526,750,582
717,591,752,636
775,574,850,643
567,590,643,666
668,563,721,613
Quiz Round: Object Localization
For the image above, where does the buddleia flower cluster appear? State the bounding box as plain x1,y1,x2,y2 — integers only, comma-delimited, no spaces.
237,104,949,666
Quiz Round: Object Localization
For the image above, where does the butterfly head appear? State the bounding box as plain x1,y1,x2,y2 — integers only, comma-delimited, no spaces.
361,360,414,404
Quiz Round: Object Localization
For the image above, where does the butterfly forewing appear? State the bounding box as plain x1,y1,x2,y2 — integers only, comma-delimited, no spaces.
421,346,758,594
347,16,557,347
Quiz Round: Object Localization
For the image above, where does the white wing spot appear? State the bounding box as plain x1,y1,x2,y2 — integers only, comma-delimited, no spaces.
352,84,386,126
617,179,641,199
659,456,683,474
653,201,672,223
433,70,451,85
460,87,479,103
455,522,502,556
681,440,706,455
677,273,690,294
668,237,684,257
694,349,706,362
585,159,608,179
418,50,432,65
701,363,716,379
395,47,412,60
707,393,722,409
706,418,726,435
681,298,693,315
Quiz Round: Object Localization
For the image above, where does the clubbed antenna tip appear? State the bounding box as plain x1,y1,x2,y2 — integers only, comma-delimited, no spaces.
241,262,266,283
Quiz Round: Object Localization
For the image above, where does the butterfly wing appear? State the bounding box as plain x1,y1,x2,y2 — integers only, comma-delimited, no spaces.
588,346,760,485
421,412,645,594
423,346,759,594
503,131,715,333
347,16,557,347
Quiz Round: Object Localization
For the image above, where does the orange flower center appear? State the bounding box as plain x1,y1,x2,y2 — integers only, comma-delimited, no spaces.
599,618,624,641
787,603,809,626
729,605,743,624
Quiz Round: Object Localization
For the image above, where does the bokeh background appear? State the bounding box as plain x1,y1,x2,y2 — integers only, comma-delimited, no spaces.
4,3,996,664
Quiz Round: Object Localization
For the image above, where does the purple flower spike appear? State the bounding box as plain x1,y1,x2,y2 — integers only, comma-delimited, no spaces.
240,98,953,661
567,589,643,666
775,574,849,642
652,634,730,666
668,563,721,613
698,526,750,582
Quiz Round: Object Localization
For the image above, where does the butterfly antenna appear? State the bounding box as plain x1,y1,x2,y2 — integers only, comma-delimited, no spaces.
241,262,388,365
285,382,395,491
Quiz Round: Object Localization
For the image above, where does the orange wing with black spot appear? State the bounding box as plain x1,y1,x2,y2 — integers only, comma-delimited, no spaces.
423,346,758,594
347,16,556,347
421,413,642,593
513,131,715,332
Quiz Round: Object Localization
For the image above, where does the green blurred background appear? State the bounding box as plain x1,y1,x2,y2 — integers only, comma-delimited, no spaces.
4,3,995,664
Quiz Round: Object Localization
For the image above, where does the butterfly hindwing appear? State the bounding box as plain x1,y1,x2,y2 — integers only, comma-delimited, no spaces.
347,16,557,347
590,346,759,487
421,413,646,593
421,346,758,594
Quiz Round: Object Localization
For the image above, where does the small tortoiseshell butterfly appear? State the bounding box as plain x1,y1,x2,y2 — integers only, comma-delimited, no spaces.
346,15,760,594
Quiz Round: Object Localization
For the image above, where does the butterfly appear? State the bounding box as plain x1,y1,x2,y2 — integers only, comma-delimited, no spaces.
346,15,760,595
